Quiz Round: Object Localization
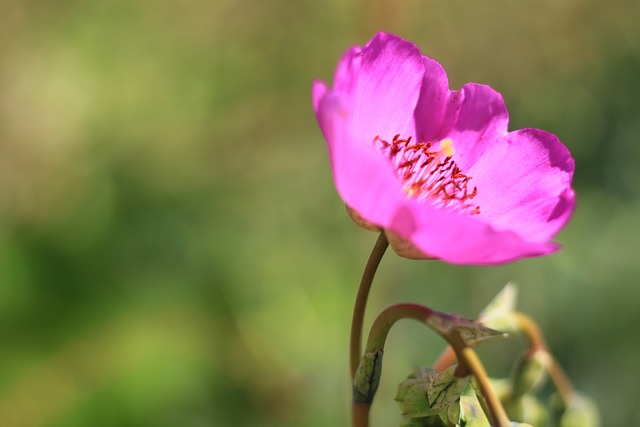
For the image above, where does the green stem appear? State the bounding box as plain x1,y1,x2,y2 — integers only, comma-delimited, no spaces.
350,233,388,380
512,312,576,406
447,332,511,427
353,304,512,427
352,402,370,427
353,304,434,427
364,303,434,353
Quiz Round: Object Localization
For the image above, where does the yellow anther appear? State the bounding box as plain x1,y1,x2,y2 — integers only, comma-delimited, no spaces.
439,138,455,157
402,187,416,198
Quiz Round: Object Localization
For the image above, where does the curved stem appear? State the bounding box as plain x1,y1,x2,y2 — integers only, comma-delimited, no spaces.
353,304,434,427
354,304,511,427
546,356,576,406
513,312,547,352
433,341,510,426
512,312,576,406
448,333,511,427
350,233,388,380
364,303,433,352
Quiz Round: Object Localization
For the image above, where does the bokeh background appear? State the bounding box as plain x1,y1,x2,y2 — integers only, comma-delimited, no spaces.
0,0,639,426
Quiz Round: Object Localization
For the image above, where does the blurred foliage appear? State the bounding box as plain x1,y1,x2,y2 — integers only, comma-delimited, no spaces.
0,0,639,426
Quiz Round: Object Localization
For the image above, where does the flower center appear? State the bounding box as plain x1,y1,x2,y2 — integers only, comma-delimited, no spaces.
373,134,480,215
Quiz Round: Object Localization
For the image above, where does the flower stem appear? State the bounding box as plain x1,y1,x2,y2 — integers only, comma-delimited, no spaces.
512,312,546,352
447,332,511,427
350,233,388,380
512,312,577,406
434,311,578,417
353,304,512,427
352,403,370,427
364,303,434,352
353,303,435,427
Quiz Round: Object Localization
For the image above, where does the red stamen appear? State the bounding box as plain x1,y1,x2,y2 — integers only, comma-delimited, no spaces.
373,134,480,215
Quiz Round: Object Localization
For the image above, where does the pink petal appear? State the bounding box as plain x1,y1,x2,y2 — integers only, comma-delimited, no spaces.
331,32,425,141
312,32,576,265
386,201,560,265
444,83,510,171
413,56,457,142
314,89,408,229
468,128,575,242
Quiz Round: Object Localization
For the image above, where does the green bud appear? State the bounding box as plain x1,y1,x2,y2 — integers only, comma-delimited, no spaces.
550,393,601,427
353,350,383,404
504,393,549,426
510,350,550,399
395,365,468,419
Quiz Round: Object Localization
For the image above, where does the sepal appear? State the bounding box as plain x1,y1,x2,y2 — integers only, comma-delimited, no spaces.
353,350,384,404
395,365,468,419
427,311,507,345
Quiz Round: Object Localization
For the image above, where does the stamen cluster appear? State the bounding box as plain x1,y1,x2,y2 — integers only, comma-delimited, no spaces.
374,134,480,215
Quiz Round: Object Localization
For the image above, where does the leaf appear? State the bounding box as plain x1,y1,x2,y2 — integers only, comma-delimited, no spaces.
479,282,517,318
459,395,490,427
478,282,519,333
427,366,469,411
398,416,442,427
445,398,462,425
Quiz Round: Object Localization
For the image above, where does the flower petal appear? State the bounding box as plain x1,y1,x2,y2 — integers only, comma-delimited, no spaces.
331,32,425,141
467,128,575,242
444,83,510,171
313,32,576,265
386,202,559,265
413,56,457,142
314,89,408,229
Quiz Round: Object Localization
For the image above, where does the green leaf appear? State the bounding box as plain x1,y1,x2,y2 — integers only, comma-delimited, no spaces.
459,395,490,427
399,415,444,427
478,282,519,333
479,282,518,318
445,398,462,425
428,366,469,411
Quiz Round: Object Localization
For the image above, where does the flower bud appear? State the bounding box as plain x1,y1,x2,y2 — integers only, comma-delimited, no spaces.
550,393,601,427
510,350,550,399
395,365,468,419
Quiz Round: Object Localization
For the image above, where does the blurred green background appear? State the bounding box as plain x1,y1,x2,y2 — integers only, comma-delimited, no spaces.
0,0,639,426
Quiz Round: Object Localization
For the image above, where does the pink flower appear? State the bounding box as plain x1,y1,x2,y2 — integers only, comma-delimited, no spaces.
312,32,575,264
